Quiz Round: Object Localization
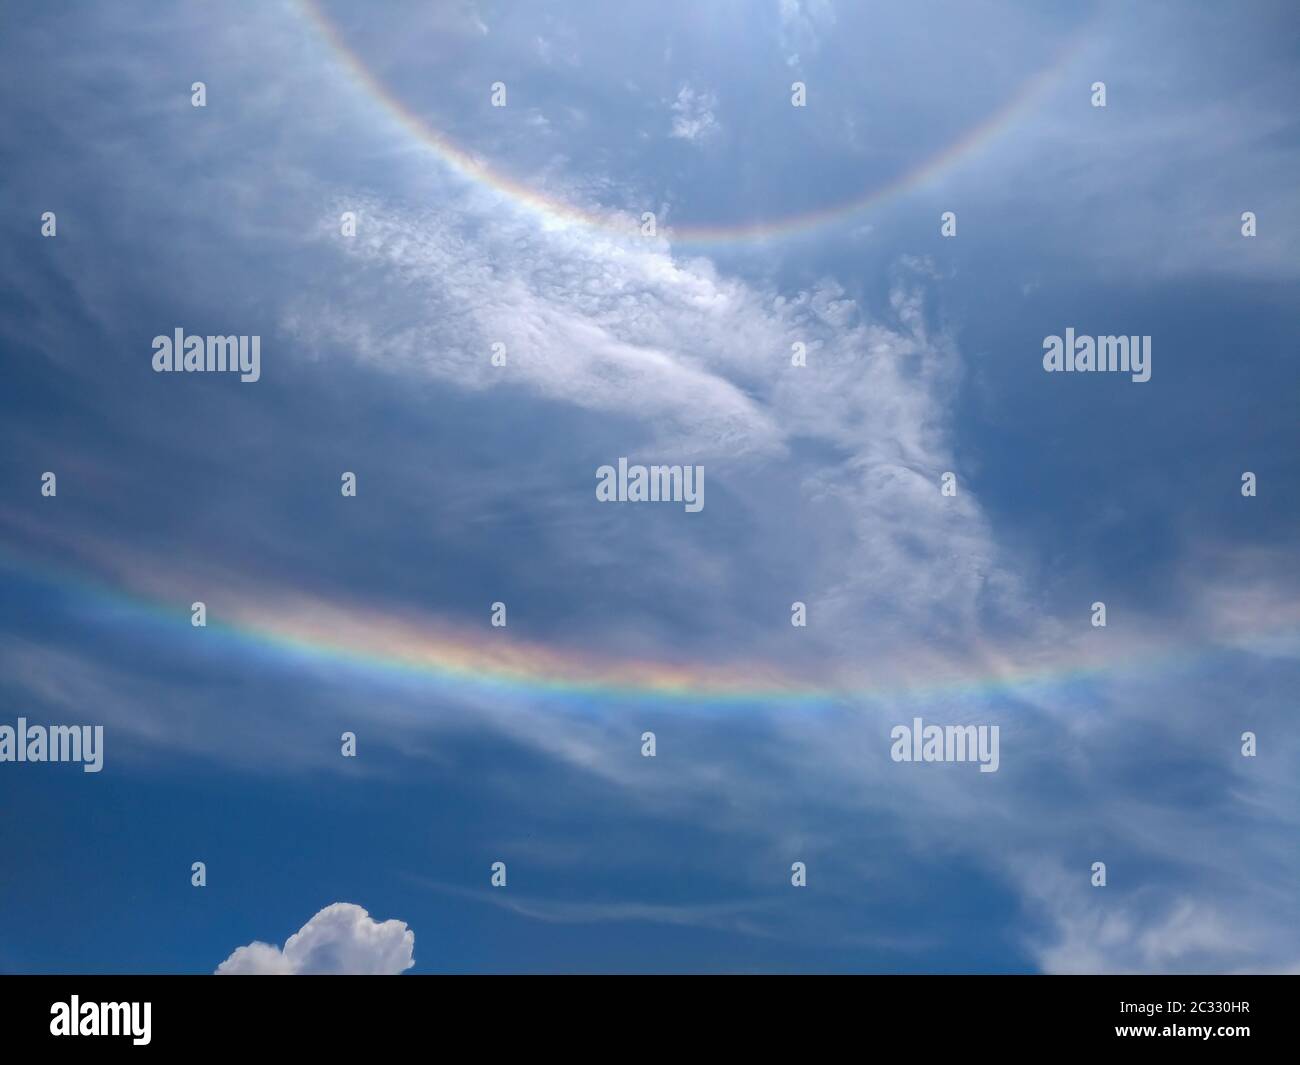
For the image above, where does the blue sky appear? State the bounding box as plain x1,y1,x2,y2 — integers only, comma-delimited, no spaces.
1,0,1298,973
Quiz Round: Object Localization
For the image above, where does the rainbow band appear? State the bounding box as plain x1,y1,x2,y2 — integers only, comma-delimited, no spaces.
5,545,1281,713
297,0,1091,246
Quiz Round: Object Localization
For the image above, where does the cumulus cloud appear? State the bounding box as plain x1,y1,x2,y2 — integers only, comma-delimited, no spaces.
216,904,415,975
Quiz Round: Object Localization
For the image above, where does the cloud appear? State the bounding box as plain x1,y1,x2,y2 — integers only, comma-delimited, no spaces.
5,0,1299,977
669,84,719,142
283,198,787,458
284,185,1021,657
420,879,780,936
1019,860,1300,974
216,904,415,975
777,0,836,63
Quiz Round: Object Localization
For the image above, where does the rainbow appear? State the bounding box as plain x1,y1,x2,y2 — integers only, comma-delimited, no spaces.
296,0,1091,247
3,544,1286,714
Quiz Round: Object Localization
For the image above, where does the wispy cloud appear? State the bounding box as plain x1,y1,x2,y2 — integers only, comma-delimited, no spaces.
669,84,719,143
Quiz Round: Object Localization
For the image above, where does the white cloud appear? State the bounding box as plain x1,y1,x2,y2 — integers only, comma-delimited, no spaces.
777,0,837,61
1019,861,1300,974
216,904,415,975
669,84,719,142
284,198,786,458
284,186,1019,647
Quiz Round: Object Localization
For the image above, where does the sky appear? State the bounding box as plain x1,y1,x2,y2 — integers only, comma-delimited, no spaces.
0,0,1298,974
